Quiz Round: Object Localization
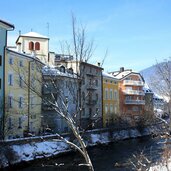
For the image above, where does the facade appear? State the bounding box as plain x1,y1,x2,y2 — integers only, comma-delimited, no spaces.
4,49,43,139
55,56,103,129
42,66,78,133
16,32,51,65
143,85,154,115
102,72,119,127
111,67,145,125
0,19,14,139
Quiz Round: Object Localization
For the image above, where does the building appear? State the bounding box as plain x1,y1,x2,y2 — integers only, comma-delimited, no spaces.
55,55,103,130
15,32,52,65
42,65,78,133
102,72,119,127
143,84,154,115
0,19,14,139
110,67,145,125
4,48,43,139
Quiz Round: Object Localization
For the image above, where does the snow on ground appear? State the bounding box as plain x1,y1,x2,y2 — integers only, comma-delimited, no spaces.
11,140,69,164
90,132,110,144
149,160,171,171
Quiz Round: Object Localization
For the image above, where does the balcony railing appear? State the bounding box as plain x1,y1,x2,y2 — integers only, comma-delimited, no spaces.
86,84,97,90
125,99,145,105
123,89,145,95
123,80,144,86
86,99,97,105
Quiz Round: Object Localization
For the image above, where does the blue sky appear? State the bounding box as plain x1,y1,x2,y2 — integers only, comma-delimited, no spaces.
1,0,171,71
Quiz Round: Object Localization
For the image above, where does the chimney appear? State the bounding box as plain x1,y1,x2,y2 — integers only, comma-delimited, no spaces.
97,62,101,67
120,67,124,72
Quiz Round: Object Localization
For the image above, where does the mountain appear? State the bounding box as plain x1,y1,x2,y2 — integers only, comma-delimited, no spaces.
140,65,156,85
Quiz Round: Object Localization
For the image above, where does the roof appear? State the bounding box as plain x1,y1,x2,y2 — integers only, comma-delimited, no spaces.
21,32,48,39
16,31,49,43
110,69,144,82
0,19,14,30
102,72,118,80
6,48,45,65
42,66,78,79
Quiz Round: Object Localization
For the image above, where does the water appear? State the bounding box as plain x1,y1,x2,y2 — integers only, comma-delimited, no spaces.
8,136,171,171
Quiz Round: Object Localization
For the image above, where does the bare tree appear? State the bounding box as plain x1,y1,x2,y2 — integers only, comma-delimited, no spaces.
148,58,171,127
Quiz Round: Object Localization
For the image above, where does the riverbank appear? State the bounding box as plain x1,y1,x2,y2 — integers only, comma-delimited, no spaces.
0,122,168,169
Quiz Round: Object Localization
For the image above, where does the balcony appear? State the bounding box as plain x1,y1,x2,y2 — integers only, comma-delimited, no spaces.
86,84,97,90
42,86,57,94
86,72,97,77
123,89,145,95
125,99,145,105
42,104,54,111
123,80,144,86
86,99,97,105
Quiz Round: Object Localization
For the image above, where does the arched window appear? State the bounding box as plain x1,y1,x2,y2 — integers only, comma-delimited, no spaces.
29,41,34,50
35,42,40,50
60,66,65,73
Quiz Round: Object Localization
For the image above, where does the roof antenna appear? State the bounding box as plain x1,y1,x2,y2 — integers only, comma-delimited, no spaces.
19,30,21,35
31,28,33,32
47,22,49,37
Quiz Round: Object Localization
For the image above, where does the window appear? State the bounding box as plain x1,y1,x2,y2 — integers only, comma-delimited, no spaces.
19,60,23,67
30,96,34,108
105,88,108,100
18,117,22,128
110,104,113,113
31,63,34,70
8,96,13,108
95,80,98,86
82,92,85,100
96,108,99,114
60,66,65,73
29,41,34,50
18,96,24,108
19,76,23,87
0,55,2,66
105,104,108,114
110,89,113,100
31,114,36,119
96,93,98,101
35,42,40,50
9,57,13,65
31,77,35,87
133,106,139,111
82,108,85,116
89,108,92,116
114,90,118,100
8,74,13,86
8,118,12,129
82,77,85,85
114,105,117,114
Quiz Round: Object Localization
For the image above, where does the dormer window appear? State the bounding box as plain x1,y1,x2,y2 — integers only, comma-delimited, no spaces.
35,42,40,50
29,41,34,50
60,66,65,73
68,68,73,74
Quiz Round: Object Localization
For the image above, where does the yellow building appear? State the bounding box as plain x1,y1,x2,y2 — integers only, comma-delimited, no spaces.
102,72,119,127
4,48,43,139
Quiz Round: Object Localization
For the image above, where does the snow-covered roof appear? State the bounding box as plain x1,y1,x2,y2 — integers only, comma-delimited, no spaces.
42,66,77,78
143,83,153,93
112,70,132,79
20,32,48,39
102,72,117,80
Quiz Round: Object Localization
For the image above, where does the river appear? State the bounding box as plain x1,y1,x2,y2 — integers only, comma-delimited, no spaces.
8,136,171,171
